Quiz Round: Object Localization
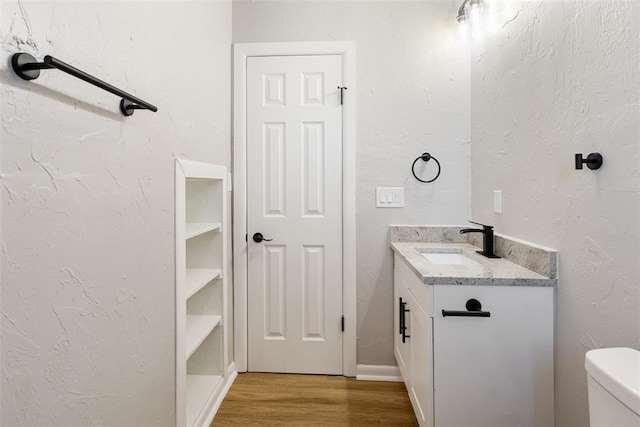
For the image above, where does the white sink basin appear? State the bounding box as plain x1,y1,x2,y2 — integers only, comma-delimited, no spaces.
418,249,480,266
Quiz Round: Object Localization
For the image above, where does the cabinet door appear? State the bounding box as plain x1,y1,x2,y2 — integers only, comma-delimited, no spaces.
433,285,554,427
393,258,411,380
408,290,434,427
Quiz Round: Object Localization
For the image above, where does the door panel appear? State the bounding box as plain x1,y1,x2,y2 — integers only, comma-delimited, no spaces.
409,290,434,427
302,245,325,340
247,55,343,374
263,123,286,216
302,122,325,216
264,245,286,339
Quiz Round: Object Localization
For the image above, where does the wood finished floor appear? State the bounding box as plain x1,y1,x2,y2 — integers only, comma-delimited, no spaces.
211,373,418,426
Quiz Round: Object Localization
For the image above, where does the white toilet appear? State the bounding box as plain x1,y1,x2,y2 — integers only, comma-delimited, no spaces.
585,347,640,426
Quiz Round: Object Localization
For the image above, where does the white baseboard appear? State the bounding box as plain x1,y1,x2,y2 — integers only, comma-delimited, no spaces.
199,366,238,426
356,364,403,382
226,361,237,378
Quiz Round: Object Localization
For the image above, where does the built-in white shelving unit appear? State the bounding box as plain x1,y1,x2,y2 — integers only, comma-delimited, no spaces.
186,269,222,300
176,159,236,427
185,222,222,240
186,315,222,359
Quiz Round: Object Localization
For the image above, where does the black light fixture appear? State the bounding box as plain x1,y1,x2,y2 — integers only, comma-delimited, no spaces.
456,2,468,23
457,0,484,24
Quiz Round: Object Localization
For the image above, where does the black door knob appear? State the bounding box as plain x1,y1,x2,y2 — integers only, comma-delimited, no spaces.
252,232,273,243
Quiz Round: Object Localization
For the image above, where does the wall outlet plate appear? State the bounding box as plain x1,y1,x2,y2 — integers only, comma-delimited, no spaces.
376,187,404,208
494,190,502,214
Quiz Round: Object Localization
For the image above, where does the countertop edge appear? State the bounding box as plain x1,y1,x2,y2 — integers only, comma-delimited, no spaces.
391,241,556,287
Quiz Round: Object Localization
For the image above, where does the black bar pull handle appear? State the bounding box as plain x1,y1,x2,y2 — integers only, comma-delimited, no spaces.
442,310,491,317
398,297,404,334
442,298,491,318
401,299,410,343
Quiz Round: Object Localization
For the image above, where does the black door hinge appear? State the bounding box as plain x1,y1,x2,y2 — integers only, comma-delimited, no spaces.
341,315,344,332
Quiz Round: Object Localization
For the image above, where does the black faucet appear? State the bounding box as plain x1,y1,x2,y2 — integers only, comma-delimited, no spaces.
459,221,501,258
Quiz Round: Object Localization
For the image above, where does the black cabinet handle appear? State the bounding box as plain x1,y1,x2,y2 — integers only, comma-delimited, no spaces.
400,299,410,343
442,310,490,317
398,297,403,334
442,298,491,318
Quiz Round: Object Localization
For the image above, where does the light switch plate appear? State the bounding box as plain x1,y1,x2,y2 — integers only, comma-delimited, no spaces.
494,190,502,214
376,187,404,208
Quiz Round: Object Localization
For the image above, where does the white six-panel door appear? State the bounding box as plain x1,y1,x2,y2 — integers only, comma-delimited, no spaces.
246,55,343,374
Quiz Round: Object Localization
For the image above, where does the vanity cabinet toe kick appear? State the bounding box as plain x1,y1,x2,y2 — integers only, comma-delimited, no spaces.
393,253,555,427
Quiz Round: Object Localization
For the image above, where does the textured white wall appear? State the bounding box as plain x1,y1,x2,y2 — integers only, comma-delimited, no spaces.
0,1,231,425
233,0,471,366
469,1,640,425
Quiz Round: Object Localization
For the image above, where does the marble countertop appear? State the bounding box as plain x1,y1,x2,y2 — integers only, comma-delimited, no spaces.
391,241,556,287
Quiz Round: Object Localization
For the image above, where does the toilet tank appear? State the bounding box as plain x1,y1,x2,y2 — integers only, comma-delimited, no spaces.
585,347,640,427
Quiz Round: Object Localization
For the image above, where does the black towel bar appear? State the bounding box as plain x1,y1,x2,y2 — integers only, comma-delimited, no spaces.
442,298,491,318
11,53,157,117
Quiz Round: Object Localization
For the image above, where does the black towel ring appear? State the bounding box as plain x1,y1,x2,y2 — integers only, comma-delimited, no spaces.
411,153,441,183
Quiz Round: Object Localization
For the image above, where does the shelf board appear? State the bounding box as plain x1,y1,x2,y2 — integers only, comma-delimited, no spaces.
186,268,221,300
186,315,221,359
186,374,223,427
185,222,221,240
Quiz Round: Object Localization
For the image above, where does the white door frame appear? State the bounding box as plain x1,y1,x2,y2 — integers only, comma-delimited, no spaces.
233,41,356,377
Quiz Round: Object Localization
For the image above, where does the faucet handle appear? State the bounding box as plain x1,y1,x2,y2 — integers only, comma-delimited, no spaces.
469,220,493,229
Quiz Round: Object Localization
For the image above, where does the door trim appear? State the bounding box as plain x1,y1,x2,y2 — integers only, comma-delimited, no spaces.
233,41,357,376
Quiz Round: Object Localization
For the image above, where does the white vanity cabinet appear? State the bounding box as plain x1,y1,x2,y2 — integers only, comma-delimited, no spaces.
394,254,554,427
394,266,434,426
